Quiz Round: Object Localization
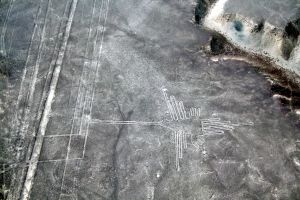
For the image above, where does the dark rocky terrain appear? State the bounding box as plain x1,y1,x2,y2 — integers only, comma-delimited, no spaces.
204,0,300,85
0,0,300,199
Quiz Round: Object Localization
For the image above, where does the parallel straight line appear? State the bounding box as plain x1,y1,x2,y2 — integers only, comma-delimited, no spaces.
69,0,100,136
19,0,52,139
33,0,71,133
82,0,111,159
78,0,108,136
20,0,78,199
59,0,101,197
0,0,15,56
13,0,44,129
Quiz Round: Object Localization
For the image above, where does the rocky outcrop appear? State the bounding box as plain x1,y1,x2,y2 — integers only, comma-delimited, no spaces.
203,0,300,84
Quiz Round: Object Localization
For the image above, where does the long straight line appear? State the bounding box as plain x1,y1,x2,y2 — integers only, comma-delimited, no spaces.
7,1,48,199
33,0,71,133
78,0,107,136
20,0,78,199
11,2,52,194
19,0,52,139
90,119,162,125
69,0,101,136
59,0,102,197
86,0,111,121
175,131,179,171
13,0,44,129
7,8,19,56
82,0,111,159
20,1,71,192
0,0,15,56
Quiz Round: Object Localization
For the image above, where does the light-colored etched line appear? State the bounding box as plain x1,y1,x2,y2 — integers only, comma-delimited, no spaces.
172,131,175,143
175,100,184,120
19,0,52,139
202,128,225,134
202,128,225,135
179,131,182,159
201,119,232,124
183,131,187,149
202,121,235,126
202,124,234,131
90,119,162,126
201,120,236,132
13,1,44,129
74,88,87,134
201,118,221,122
2,164,5,195
0,0,15,56
201,117,245,136
172,97,181,120
20,0,78,199
232,121,254,126
0,158,83,170
170,96,179,121
68,76,74,106
44,134,70,138
179,102,186,120
192,108,197,117
70,79,85,135
177,131,179,167
9,2,50,199
192,139,200,151
189,108,194,117
78,79,91,135
82,0,111,158
59,0,101,198
177,131,179,161
89,119,176,133
179,101,189,120
7,7,19,56
7,28,14,55
69,0,100,136
38,158,82,163
77,0,107,135
156,123,176,132
84,0,109,119
175,131,179,171
195,108,201,117
180,131,183,158
161,88,175,121
60,193,78,200
36,0,72,122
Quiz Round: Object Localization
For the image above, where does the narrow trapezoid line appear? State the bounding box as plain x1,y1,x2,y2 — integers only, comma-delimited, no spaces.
59,0,105,198
18,0,52,139
13,0,44,131
33,0,71,134
81,0,111,159
20,0,78,199
69,0,102,136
